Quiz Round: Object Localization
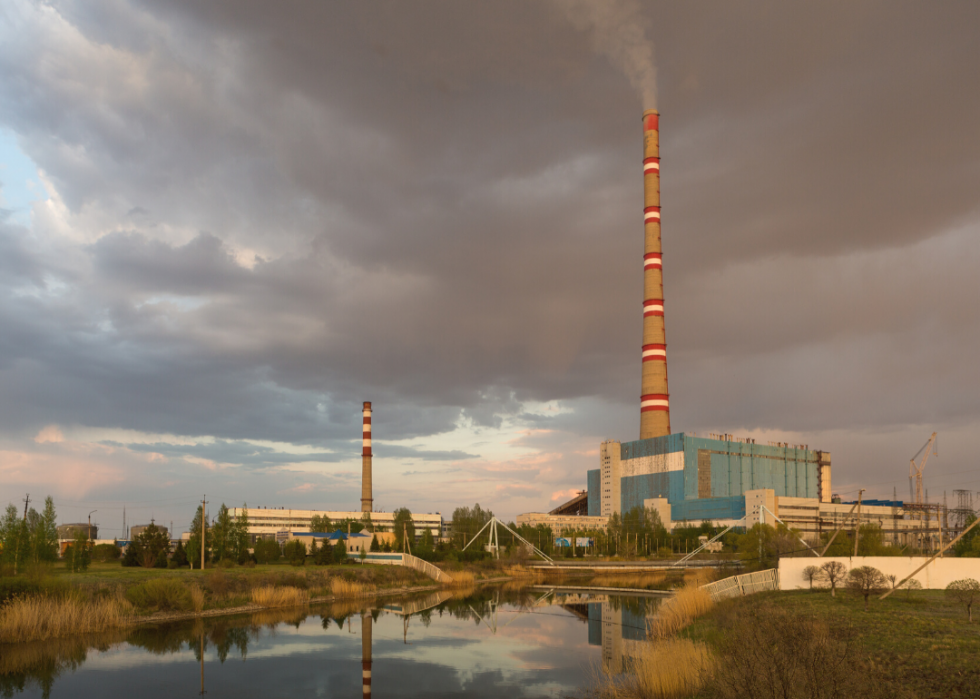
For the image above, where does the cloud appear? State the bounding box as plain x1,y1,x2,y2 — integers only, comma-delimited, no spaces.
34,424,64,443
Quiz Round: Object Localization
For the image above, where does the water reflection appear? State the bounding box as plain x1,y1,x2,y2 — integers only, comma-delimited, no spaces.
1,586,666,698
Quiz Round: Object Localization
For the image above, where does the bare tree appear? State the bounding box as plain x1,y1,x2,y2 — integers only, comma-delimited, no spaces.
847,566,888,611
820,561,847,597
802,565,821,590
945,579,980,622
903,578,922,598
886,574,897,589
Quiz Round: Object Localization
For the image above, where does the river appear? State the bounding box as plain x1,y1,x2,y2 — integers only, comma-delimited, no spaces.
1,586,666,698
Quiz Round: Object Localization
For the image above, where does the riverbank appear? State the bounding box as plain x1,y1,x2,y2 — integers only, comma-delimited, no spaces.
680,589,980,699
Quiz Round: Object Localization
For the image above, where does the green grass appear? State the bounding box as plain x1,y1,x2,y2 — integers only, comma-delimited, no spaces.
685,590,980,699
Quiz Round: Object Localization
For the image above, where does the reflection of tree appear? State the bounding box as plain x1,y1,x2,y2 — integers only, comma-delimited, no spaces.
607,595,660,618
0,633,123,699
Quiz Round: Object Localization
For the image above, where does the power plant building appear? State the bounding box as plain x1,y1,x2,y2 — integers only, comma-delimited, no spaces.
587,434,831,524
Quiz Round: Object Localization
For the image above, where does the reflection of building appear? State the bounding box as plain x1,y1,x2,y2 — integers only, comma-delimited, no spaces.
587,600,658,675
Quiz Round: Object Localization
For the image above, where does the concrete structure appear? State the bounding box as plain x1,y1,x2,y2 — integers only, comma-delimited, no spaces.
640,110,670,440
362,401,373,513
130,523,168,539
56,523,97,540
588,434,828,524
779,556,980,591
516,512,608,534
230,507,442,540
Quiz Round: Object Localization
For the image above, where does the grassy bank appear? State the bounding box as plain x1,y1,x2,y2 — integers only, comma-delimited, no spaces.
683,590,980,699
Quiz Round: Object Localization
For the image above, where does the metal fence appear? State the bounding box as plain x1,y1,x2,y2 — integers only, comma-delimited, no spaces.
700,568,779,601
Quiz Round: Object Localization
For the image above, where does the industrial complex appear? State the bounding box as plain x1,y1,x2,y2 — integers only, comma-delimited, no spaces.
518,110,951,549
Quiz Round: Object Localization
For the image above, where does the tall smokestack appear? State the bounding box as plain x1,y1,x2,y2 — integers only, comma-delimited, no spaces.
640,110,670,439
361,401,373,512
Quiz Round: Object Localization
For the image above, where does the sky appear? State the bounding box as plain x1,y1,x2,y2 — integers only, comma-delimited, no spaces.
1,1,979,536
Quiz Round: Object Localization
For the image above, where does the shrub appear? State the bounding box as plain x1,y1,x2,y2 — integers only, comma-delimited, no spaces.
946,578,980,621
846,566,888,611
705,602,889,699
217,558,236,569
283,540,306,566
91,543,122,563
253,539,281,564
125,578,193,612
251,586,310,607
188,585,205,612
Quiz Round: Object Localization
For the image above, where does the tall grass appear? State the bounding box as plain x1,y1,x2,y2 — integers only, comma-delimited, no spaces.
604,638,715,699
447,570,477,587
504,566,545,583
250,586,310,608
329,578,372,598
591,572,665,589
0,595,129,643
188,585,205,612
649,586,713,639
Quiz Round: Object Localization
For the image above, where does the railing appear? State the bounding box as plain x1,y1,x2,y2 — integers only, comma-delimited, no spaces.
401,553,454,583
700,568,779,601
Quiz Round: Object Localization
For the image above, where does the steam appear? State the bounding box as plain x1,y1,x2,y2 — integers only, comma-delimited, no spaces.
553,0,658,109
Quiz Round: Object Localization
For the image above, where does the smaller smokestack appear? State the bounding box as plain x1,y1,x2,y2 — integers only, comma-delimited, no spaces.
361,402,373,512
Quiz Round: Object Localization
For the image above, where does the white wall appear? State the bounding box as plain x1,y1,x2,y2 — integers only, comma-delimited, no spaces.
779,556,980,590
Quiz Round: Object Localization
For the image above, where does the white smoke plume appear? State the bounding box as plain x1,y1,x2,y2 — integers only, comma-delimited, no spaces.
552,0,658,109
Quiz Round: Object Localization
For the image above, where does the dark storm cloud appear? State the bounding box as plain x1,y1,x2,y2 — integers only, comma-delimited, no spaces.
1,0,979,490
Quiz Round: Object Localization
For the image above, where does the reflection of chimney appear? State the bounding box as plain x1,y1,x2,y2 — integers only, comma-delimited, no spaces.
361,402,373,512
640,110,671,439
361,612,373,697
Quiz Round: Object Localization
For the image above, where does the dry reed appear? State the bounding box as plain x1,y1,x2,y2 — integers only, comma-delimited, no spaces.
188,585,205,612
447,570,477,587
648,586,713,639
591,572,666,589
616,638,715,699
329,578,372,598
250,586,310,608
504,566,546,583
0,595,129,644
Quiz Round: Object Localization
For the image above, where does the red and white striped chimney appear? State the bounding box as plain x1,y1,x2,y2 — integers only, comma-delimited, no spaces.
361,401,373,512
640,110,671,439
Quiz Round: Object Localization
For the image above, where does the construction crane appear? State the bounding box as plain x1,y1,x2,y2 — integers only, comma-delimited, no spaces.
909,432,938,506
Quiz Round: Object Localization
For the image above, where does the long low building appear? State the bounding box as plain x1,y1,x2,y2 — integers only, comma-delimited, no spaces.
230,507,442,540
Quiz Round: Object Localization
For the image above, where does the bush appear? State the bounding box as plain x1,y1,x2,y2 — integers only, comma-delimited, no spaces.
217,558,236,569
91,543,122,563
125,578,193,612
253,539,281,564
283,540,306,566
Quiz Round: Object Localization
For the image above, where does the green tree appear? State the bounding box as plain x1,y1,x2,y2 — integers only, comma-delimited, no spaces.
133,523,170,568
172,540,189,567
370,535,380,552
186,505,211,569
334,537,349,564
0,504,26,573
451,504,493,549
30,497,59,565
315,539,333,565
254,538,281,564
210,504,234,563
846,566,888,611
361,512,374,533
232,505,251,563
954,515,980,557
334,517,364,535
309,538,319,561
310,514,332,533
283,539,306,566
92,543,122,563
64,530,91,573
393,508,415,551
735,523,802,571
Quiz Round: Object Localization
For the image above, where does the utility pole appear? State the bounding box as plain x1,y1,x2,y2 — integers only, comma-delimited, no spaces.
853,490,865,557
201,496,208,571
22,494,30,520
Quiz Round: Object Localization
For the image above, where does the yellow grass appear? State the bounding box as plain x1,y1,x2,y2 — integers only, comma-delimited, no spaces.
611,638,715,699
329,578,372,598
649,586,713,639
591,572,665,589
683,568,717,586
249,586,310,608
504,566,546,583
447,570,477,587
188,585,205,612
0,595,129,644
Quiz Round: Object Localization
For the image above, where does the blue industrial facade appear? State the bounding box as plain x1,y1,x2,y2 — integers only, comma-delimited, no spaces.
587,433,820,524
